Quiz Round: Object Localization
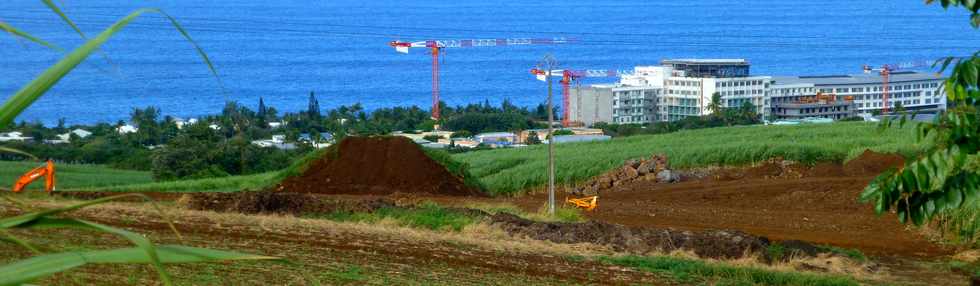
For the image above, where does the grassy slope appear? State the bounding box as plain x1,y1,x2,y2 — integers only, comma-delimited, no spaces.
454,122,923,195
0,161,151,191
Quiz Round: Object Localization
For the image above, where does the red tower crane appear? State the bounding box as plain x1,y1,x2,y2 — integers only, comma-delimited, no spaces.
862,60,930,114
389,37,570,122
529,68,630,127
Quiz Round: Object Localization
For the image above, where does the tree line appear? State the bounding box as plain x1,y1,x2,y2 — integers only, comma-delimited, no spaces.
0,93,553,180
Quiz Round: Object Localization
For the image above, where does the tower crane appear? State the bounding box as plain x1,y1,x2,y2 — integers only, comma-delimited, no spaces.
862,60,931,114
529,68,630,127
389,37,570,123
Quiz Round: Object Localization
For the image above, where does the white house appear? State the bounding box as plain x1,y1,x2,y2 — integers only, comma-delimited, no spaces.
56,128,92,141
251,134,295,150
0,131,32,142
474,132,517,145
116,125,138,134
174,118,198,129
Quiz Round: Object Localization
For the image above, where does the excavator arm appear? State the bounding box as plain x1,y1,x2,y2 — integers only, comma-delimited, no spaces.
12,160,55,193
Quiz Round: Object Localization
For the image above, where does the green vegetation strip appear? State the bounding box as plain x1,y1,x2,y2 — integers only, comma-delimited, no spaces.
309,202,475,232
600,255,858,286
74,172,277,193
454,122,924,195
0,161,152,191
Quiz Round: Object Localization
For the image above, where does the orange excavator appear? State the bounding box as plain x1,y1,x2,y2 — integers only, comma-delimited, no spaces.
12,160,55,193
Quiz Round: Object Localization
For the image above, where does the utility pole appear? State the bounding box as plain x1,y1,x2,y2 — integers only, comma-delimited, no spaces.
538,54,558,216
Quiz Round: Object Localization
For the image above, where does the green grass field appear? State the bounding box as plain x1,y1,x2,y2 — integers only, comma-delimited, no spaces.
74,172,277,193
454,122,924,195
49,122,923,196
0,161,151,191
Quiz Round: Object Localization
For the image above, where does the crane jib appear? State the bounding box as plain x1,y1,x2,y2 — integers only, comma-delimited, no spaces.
428,37,570,48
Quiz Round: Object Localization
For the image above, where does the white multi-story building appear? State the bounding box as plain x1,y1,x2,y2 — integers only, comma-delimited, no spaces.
568,59,946,125
771,72,945,114
571,59,770,124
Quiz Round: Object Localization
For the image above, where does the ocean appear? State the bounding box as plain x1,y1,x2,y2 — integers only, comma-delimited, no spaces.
2,0,979,125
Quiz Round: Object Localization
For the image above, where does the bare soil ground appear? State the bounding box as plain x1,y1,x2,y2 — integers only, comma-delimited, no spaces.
512,151,946,257
517,176,944,257
0,202,665,285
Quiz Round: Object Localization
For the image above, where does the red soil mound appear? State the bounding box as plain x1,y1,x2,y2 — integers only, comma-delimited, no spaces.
277,136,483,196
844,149,906,177
805,162,846,178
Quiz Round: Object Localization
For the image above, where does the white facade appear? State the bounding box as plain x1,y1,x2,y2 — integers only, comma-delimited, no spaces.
569,60,946,125
772,72,946,115
581,62,771,123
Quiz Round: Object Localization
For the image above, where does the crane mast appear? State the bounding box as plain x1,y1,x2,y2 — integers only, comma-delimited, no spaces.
862,60,929,114
531,68,629,127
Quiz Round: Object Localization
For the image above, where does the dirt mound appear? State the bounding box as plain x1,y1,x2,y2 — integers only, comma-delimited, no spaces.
277,136,482,196
713,158,806,181
490,213,768,259
184,192,395,214
805,162,847,178
844,150,905,177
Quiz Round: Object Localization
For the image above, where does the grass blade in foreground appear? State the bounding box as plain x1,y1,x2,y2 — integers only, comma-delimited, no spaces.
0,194,281,285
0,245,280,286
0,21,62,51
0,8,219,129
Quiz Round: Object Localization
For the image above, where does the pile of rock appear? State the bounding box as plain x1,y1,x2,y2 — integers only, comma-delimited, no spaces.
573,154,678,195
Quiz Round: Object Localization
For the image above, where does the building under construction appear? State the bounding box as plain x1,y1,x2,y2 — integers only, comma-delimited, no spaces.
568,59,946,125
769,93,856,120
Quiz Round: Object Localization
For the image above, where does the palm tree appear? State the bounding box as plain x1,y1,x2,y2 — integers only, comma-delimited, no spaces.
708,92,723,117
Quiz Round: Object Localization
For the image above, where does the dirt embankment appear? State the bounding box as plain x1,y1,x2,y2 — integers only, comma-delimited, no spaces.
277,136,483,196
184,192,395,214
183,192,796,261
522,150,947,257
491,212,769,259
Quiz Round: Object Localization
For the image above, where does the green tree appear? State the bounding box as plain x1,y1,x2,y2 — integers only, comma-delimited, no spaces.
307,91,321,119
450,130,472,138
129,106,162,146
526,131,542,145
860,0,980,226
708,92,724,117
893,101,906,113
257,97,267,119
736,101,760,124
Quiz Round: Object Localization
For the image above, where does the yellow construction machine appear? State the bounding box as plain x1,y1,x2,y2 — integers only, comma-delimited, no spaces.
566,196,597,211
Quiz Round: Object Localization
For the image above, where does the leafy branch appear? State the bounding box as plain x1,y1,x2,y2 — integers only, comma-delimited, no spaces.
861,0,980,226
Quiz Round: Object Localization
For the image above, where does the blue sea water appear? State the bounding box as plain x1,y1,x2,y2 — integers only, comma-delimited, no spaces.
2,0,979,125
